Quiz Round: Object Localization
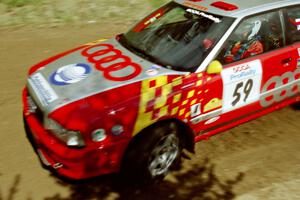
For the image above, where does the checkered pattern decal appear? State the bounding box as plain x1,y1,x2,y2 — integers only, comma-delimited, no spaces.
133,73,214,135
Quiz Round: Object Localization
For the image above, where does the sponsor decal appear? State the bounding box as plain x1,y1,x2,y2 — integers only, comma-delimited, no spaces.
297,58,300,67
204,116,220,125
204,98,222,112
230,69,256,81
50,63,91,86
82,44,142,82
190,108,222,125
146,65,161,76
230,64,256,81
260,68,300,107
29,73,58,106
221,60,262,113
186,8,221,23
190,103,201,117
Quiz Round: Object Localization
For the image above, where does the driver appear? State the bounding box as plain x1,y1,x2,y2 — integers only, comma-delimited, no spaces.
224,20,264,63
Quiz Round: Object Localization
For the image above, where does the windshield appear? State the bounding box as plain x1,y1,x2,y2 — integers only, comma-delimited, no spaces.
119,2,234,72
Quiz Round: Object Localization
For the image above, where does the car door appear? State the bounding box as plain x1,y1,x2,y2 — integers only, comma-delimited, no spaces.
194,10,297,135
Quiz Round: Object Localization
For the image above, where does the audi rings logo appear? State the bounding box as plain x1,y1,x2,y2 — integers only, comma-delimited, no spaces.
260,69,300,107
82,44,142,82
50,63,91,86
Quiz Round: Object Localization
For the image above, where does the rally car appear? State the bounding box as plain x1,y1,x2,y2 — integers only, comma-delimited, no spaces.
23,0,300,182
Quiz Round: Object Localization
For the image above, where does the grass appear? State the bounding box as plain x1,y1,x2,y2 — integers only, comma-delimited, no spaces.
0,0,168,27
1,0,41,7
148,0,167,8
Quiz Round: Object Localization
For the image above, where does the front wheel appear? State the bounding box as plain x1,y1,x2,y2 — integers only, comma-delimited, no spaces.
148,133,180,177
121,122,182,184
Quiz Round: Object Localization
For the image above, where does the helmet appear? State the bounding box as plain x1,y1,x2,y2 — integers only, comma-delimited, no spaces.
247,20,262,40
234,19,262,41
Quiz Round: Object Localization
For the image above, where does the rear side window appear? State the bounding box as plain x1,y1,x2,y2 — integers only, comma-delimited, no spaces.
217,11,283,64
285,6,300,44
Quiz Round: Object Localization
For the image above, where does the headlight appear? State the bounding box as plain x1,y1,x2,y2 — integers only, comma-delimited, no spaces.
44,117,85,147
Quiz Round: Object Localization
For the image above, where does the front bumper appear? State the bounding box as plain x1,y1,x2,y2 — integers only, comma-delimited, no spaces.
22,89,129,180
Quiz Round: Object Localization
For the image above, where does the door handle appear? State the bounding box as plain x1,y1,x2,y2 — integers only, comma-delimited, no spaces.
281,57,292,65
281,58,293,64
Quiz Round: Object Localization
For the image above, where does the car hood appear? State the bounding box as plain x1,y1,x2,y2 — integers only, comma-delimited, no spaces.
27,38,186,115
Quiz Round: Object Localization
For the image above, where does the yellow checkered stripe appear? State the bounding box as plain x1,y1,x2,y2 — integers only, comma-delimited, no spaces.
133,76,170,135
133,73,206,136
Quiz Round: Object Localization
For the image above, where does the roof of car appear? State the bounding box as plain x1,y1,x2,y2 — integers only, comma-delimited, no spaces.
174,0,299,18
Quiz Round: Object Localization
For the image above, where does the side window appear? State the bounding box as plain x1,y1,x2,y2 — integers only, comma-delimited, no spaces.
217,11,283,64
285,6,300,44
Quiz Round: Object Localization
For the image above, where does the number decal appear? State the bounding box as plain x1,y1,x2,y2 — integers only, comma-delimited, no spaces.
244,79,253,102
232,82,243,106
82,44,142,81
222,60,262,113
231,79,254,106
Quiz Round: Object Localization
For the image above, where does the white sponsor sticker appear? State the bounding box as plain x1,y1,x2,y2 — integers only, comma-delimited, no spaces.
190,103,201,117
221,60,262,113
186,8,221,23
29,73,58,106
204,116,220,125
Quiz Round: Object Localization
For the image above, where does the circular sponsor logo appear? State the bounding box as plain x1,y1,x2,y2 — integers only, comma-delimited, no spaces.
50,63,91,86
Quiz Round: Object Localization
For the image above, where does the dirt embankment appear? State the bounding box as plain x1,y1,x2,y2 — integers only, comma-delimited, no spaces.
0,24,299,200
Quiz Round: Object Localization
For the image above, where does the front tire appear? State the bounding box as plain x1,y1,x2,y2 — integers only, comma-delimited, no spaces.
121,121,182,184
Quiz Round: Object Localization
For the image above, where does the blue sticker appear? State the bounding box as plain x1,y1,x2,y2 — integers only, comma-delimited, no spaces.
297,58,300,67
50,63,91,86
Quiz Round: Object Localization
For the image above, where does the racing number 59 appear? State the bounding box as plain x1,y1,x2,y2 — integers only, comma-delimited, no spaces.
232,79,254,106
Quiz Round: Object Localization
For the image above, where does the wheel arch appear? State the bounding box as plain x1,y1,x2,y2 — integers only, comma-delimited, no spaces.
128,118,195,155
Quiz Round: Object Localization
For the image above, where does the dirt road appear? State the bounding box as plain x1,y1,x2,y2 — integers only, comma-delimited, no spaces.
0,24,299,200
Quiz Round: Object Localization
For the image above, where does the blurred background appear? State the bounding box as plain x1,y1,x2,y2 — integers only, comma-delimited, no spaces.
0,0,299,200
0,0,167,27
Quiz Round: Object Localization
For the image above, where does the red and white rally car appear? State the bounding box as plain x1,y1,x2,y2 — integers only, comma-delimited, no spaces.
23,0,300,182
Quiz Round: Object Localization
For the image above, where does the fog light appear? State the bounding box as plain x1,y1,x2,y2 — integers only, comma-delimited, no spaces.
111,125,124,136
91,129,107,142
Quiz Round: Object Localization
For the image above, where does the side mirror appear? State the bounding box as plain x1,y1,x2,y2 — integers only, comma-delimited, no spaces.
207,60,223,74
